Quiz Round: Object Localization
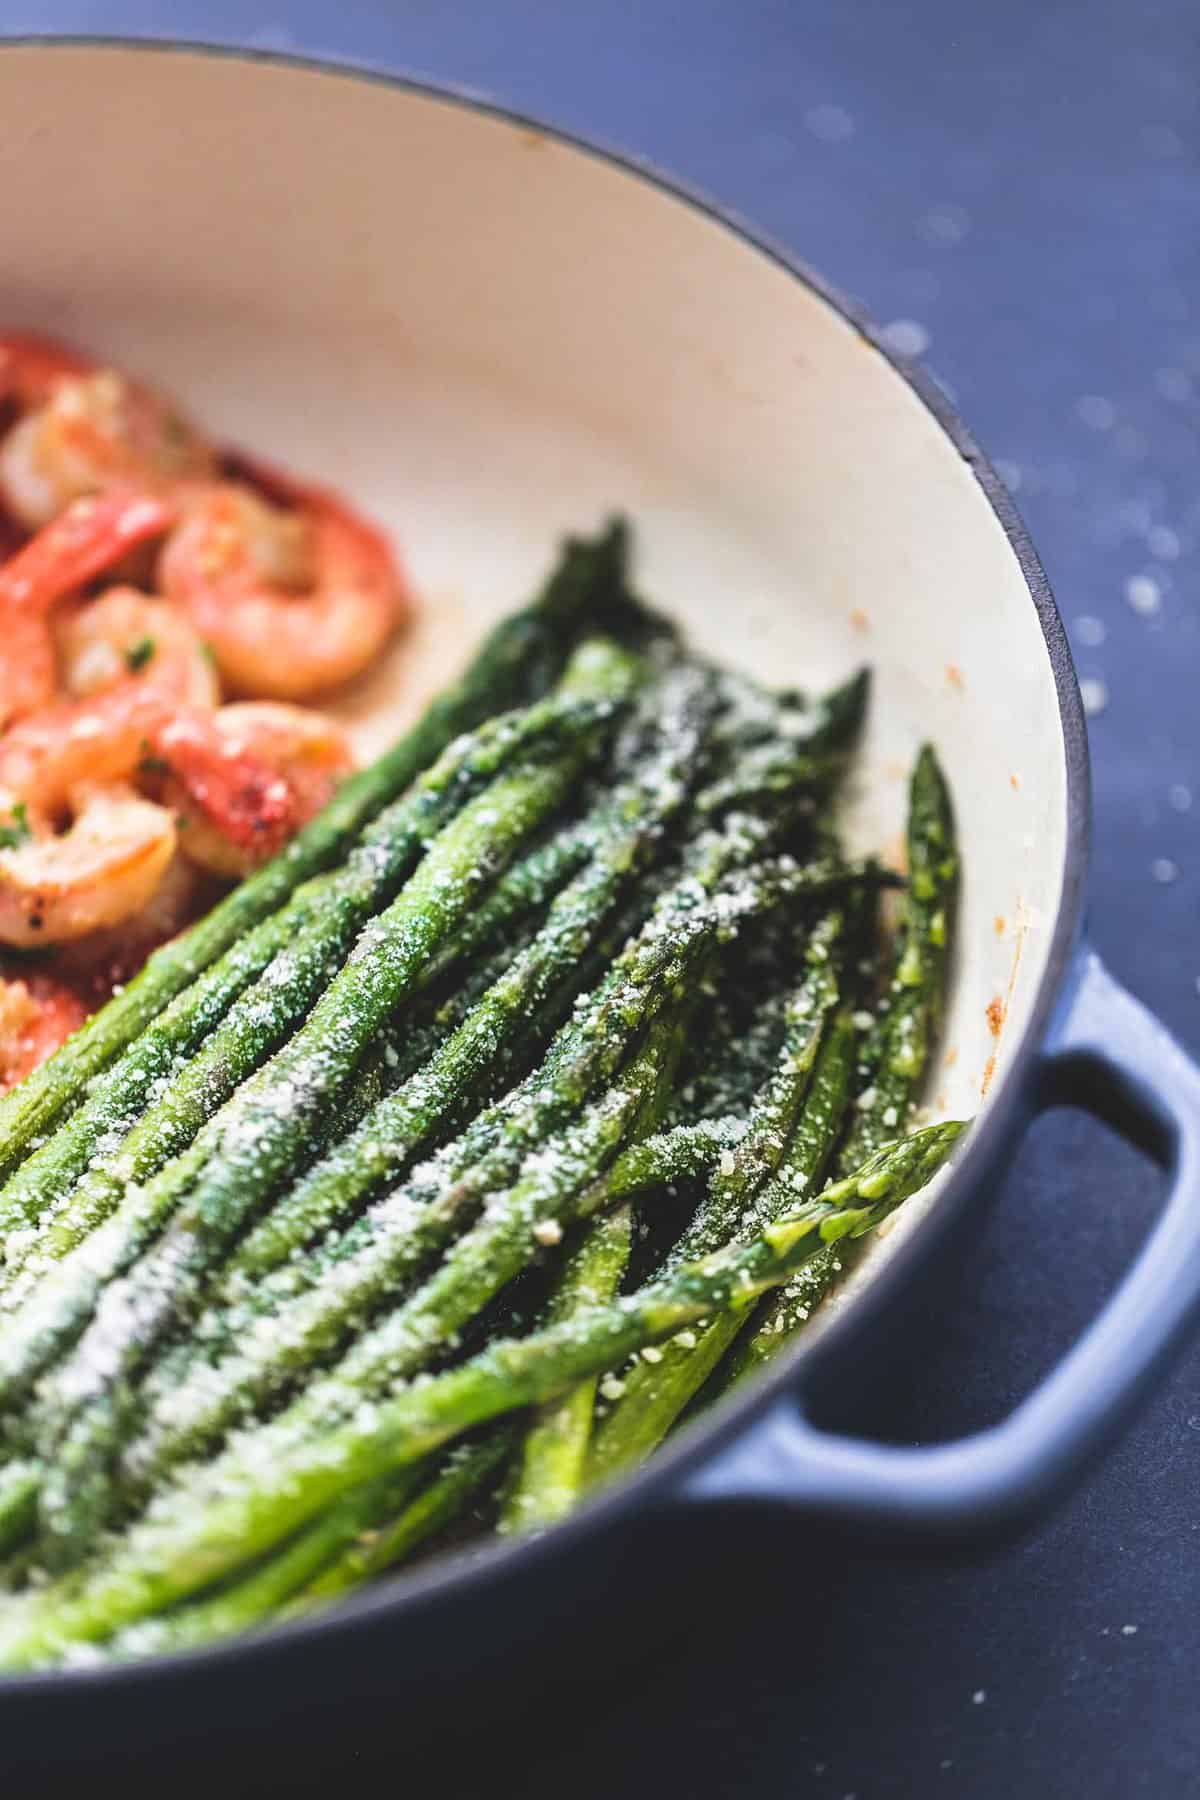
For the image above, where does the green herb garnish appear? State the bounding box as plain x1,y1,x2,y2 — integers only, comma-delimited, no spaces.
0,802,32,851
124,636,157,673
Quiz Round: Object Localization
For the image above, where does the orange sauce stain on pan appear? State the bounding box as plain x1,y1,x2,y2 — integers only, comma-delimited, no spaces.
981,903,1027,1097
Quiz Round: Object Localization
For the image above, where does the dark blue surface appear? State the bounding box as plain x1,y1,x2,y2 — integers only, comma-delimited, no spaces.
10,4,1199,1793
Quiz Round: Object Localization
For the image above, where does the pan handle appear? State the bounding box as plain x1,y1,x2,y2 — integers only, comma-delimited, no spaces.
683,949,1200,1540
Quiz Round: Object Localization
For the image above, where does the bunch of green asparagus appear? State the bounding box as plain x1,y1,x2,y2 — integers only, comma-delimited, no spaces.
0,520,966,1670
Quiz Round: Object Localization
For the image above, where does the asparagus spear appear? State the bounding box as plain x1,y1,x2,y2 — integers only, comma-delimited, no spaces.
670,910,841,1266
300,1431,514,1604
803,667,871,752
695,746,842,819
106,1465,431,1661
0,1462,37,1560
415,809,597,988
217,1431,515,1644
585,914,843,1481
0,522,641,1178
569,1116,746,1205
127,1427,512,1653
0,645,638,1426
840,744,958,1164
712,666,870,756
0,1122,966,1668
501,1206,632,1534
726,743,959,1378
599,1010,860,1465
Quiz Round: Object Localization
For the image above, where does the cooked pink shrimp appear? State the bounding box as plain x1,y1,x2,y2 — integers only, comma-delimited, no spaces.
0,972,88,1090
158,473,409,700
166,701,354,877
0,781,178,948
0,684,294,945
0,487,177,726
0,332,215,531
56,585,220,711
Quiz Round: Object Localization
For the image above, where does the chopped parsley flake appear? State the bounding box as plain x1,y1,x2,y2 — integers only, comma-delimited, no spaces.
0,802,32,851
124,636,157,672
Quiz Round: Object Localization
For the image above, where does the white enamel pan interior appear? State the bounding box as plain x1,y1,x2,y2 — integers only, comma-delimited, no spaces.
0,40,1153,1571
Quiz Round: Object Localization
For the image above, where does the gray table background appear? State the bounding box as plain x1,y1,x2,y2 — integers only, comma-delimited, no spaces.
8,4,1199,1793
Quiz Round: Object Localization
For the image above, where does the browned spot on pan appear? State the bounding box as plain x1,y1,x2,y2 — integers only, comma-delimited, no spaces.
945,662,965,691
981,903,1028,1098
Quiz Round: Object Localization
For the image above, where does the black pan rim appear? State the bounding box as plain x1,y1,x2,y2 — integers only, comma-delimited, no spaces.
0,33,1091,1698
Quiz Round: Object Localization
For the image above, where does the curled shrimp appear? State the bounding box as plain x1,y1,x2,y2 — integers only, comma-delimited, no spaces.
0,332,215,531
158,475,409,701
0,488,176,726
56,585,220,711
0,684,293,946
0,782,178,948
165,701,353,877
0,972,88,1090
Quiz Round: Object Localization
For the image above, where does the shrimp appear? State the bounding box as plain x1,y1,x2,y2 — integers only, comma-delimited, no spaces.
0,972,88,1091
0,685,294,945
166,701,354,877
0,488,176,726
0,782,178,948
158,476,409,701
56,585,220,711
0,332,215,531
